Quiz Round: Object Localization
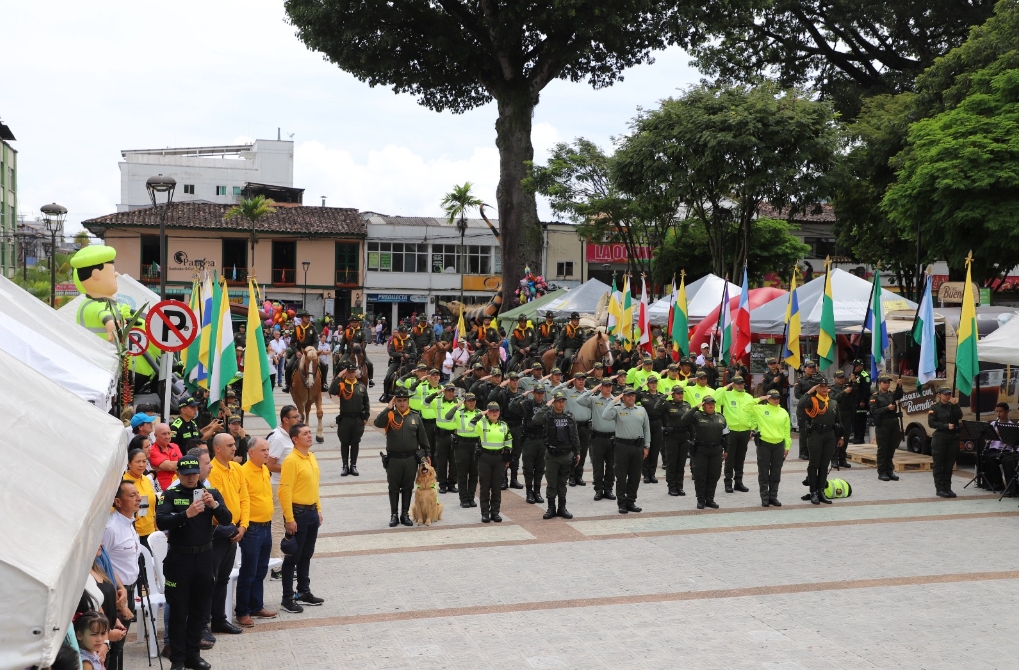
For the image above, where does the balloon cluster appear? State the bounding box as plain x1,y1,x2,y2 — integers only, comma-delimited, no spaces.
513,266,550,306
263,300,294,329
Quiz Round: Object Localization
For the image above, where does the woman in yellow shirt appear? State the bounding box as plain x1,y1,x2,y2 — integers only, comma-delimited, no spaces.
123,447,158,546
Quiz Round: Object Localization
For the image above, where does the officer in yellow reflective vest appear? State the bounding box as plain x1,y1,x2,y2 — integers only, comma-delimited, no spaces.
713,376,757,494
446,393,481,508
428,383,461,494
414,369,443,447
747,390,791,507
468,402,513,523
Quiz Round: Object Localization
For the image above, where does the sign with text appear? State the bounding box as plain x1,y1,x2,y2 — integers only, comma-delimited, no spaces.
585,243,652,264
368,293,409,303
166,240,218,282
937,281,981,305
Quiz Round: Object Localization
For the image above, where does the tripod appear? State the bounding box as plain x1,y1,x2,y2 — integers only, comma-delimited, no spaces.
136,553,164,669
962,421,999,490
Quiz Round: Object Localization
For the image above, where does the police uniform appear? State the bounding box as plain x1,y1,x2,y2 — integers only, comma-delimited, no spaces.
637,383,667,483
469,405,513,522
928,386,963,497
870,375,904,481
555,313,585,370
831,372,856,468
662,390,693,496
748,392,792,506
761,358,789,405
508,319,536,372
510,390,549,504
373,390,430,526
519,365,551,394
341,318,374,384
330,365,371,475
156,457,232,667
385,327,417,388
446,396,481,507
793,361,825,458
602,391,651,513
415,375,444,448
470,321,502,368
429,384,462,492
714,379,756,493
469,369,503,412
411,318,436,352
170,415,201,448
534,394,580,518
553,374,594,487
535,313,560,355
851,363,872,443
286,315,319,388
797,382,841,503
586,382,619,500
492,376,525,489
680,400,728,508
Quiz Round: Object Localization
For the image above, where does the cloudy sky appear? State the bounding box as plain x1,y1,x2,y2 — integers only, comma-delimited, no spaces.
7,0,701,234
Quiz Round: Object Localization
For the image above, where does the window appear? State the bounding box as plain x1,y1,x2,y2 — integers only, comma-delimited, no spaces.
431,244,460,273
215,186,227,196
366,241,429,273
232,186,242,196
428,244,494,274
465,245,491,275
335,243,359,284
222,238,248,282
556,261,574,277
140,235,160,281
272,240,297,284
182,184,195,195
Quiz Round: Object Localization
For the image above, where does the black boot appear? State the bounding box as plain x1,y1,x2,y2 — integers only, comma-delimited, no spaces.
557,496,573,519
810,491,820,505
668,486,680,496
593,488,604,501
341,465,350,477
510,475,524,489
533,485,545,505
543,501,556,519
389,514,399,527
734,481,749,492
724,481,734,493
400,512,413,526
817,488,832,504
887,471,899,481
697,500,705,509
525,485,536,504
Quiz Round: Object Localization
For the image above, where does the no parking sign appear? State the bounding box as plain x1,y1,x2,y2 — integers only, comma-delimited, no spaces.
125,328,149,357
145,300,198,353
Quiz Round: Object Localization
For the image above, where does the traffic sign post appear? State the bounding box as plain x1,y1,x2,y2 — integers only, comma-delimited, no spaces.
145,299,198,353
125,328,149,357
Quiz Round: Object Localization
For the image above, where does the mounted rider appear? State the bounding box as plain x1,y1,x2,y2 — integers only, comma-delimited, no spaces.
385,324,417,391
555,312,585,372
507,314,536,372
285,310,318,390
339,313,374,386
411,315,436,352
535,311,560,356
470,314,502,369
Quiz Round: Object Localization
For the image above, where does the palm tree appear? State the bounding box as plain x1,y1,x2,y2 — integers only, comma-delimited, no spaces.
225,195,276,279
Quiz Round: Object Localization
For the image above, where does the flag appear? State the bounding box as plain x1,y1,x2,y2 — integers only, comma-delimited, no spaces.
955,254,979,395
242,278,277,428
208,276,238,407
619,275,633,352
607,274,622,344
817,258,836,371
913,274,938,383
638,275,652,356
670,274,689,359
718,281,732,364
232,264,237,281
182,277,203,388
196,272,216,388
864,268,888,379
732,266,752,365
783,271,801,369
453,306,467,348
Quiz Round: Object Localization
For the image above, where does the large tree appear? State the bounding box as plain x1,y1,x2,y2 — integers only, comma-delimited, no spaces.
284,0,693,298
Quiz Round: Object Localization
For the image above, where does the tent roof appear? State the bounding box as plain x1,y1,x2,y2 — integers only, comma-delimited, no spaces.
978,313,1019,365
58,272,160,316
497,289,567,330
750,268,918,335
0,348,127,670
648,273,742,325
542,278,611,318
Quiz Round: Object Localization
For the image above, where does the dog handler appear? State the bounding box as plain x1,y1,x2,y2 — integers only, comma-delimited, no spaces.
375,388,431,528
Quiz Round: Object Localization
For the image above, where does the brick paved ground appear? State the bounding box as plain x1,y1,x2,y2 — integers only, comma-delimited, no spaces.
125,345,1019,669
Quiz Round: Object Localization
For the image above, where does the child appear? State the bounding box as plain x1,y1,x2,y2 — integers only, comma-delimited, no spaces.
74,610,109,670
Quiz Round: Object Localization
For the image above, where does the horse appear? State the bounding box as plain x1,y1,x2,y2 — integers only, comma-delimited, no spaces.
420,342,449,372
475,341,503,373
290,346,325,443
347,343,370,388
541,329,612,376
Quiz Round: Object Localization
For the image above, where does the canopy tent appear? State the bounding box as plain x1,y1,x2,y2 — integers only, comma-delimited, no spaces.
0,276,119,410
541,278,611,319
0,349,127,670
496,289,567,332
648,274,742,326
750,268,917,335
58,272,160,317
977,312,1019,365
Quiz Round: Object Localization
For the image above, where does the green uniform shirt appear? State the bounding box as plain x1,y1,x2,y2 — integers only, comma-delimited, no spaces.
713,387,757,432
601,401,651,447
445,406,482,438
658,375,682,396
509,327,535,355
748,403,791,450
551,383,593,422
373,408,430,454
169,417,201,446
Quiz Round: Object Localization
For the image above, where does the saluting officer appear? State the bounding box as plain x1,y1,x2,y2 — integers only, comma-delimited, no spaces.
601,388,651,514
508,315,536,372
411,315,436,351
429,383,461,494
156,456,232,670
797,378,842,504
851,359,872,443
493,372,526,490
553,372,593,487
415,368,444,448
510,386,549,504
610,369,629,395
585,362,606,390
374,388,430,527
761,357,788,406
534,391,581,519
385,325,416,385
662,385,693,496
928,385,963,498
535,311,560,355
638,377,667,484
831,371,855,469
329,362,371,477
468,401,513,523
446,393,482,508
870,374,904,482
470,367,503,410
680,396,728,509
555,312,585,370
714,376,756,493
748,390,791,507
793,359,825,459
519,361,550,394
586,379,618,501
684,370,716,406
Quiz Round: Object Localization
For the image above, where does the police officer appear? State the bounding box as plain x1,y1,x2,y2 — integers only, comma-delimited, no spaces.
171,396,218,446
662,385,693,496
627,356,657,389
793,359,825,459
797,378,842,504
340,315,374,386
928,385,963,498
510,386,548,504
586,361,607,390
468,402,513,523
535,311,560,356
411,315,436,353
373,388,430,527
445,393,481,507
553,372,593,487
329,362,371,476
471,315,502,367
611,369,629,395
508,315,536,372
851,359,872,443
493,372,525,490
470,367,503,412
831,371,856,469
555,312,585,370
638,377,667,483
602,388,651,514
456,362,488,393
156,455,232,670
714,377,756,493
684,371,715,406
534,391,581,519
681,396,728,509
748,390,791,506
585,379,618,501
385,325,416,391
519,361,550,394
761,357,788,405
870,374,904,482
415,368,444,448
428,383,461,493
285,311,319,388
657,363,682,396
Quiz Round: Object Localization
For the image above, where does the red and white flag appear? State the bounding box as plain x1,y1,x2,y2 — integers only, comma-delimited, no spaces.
639,275,653,357
732,266,752,365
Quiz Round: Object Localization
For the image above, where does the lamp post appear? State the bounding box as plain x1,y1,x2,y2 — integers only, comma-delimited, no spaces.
302,260,311,309
40,203,67,307
146,174,176,300
455,216,468,303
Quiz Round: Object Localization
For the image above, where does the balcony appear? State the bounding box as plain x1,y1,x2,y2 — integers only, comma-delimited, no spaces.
141,264,160,283
272,268,296,285
335,267,359,286
224,267,249,284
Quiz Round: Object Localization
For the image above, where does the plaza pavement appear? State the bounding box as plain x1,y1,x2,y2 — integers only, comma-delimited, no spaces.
125,345,1019,669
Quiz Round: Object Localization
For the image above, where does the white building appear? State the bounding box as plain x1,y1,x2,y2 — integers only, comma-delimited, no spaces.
117,139,296,211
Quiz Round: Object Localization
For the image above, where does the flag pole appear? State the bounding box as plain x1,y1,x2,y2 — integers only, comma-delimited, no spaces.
855,264,879,361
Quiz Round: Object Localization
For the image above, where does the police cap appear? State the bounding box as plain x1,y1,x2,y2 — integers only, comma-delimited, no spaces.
545,311,555,318
622,388,637,395
852,359,864,367
667,364,679,371
508,372,520,380
615,369,628,377
486,401,501,411
643,357,653,365
532,386,546,394
573,371,586,379
702,396,716,404
393,388,411,398
732,376,745,384
70,245,116,268
180,395,199,407
803,359,816,368
296,309,310,318
695,371,707,379
517,314,527,322
416,363,428,371
444,383,456,391
398,325,408,332
552,392,567,401
878,374,893,383
464,393,477,401
767,389,781,398
765,357,778,364
428,368,440,375
671,386,684,394
490,367,503,376
834,370,846,378
817,378,830,386
938,385,953,394
592,362,604,370
228,415,242,424
600,379,613,386
177,456,201,475
472,363,484,370
550,367,562,375
531,362,543,370
646,376,658,385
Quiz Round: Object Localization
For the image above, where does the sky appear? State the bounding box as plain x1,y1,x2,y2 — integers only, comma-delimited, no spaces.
5,0,702,235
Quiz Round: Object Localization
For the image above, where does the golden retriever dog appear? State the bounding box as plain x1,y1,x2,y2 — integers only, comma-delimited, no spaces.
410,461,444,526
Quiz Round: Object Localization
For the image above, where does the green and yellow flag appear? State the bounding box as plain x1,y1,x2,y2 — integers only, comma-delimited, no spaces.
242,278,277,428
817,257,836,371
619,274,633,352
670,272,689,357
955,252,979,395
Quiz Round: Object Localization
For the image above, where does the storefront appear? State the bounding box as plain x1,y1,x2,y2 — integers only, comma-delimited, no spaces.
365,293,429,327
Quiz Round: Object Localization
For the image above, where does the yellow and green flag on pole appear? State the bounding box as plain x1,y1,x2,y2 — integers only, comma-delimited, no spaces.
606,273,622,345
955,252,979,395
783,268,801,370
669,272,689,358
619,274,634,352
208,275,238,408
817,257,836,371
242,278,277,428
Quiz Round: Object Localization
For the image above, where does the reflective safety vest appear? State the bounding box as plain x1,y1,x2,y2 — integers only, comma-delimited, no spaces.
417,383,441,419
476,417,511,451
436,399,460,430
455,409,481,438
407,378,425,412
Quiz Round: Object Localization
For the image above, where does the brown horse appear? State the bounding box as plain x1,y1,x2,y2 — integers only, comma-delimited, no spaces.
347,344,370,388
420,342,449,372
541,330,612,376
290,346,325,443
476,342,502,372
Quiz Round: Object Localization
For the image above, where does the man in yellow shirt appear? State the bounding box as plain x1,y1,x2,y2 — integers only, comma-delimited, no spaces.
235,438,278,627
277,423,324,614
207,432,250,636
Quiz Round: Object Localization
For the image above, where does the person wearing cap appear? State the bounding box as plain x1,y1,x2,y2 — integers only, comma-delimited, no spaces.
793,359,825,459
466,401,513,522
385,324,417,390
797,378,842,504
414,369,444,447
508,315,536,372
713,377,757,493
548,367,564,390
680,395,728,509
171,396,219,447
156,455,233,670
662,384,693,496
493,372,526,490
586,378,619,500
530,390,580,519
851,359,872,444
330,363,371,477
554,312,585,371
398,363,430,412
611,369,629,396
70,244,125,343
637,377,667,484
602,388,651,513
585,361,606,390
695,343,710,367
470,315,502,367
206,433,250,636
551,372,594,487
428,383,462,493
446,393,482,507
684,371,716,407
127,411,155,445
626,356,654,388
470,367,503,411
375,389,431,527
284,311,319,387
871,374,906,482
536,311,560,356
411,315,436,352
725,359,750,388
510,385,550,504
761,357,788,405
831,371,856,469
519,362,550,394
226,415,250,465
747,390,792,506
342,315,375,385
656,364,681,396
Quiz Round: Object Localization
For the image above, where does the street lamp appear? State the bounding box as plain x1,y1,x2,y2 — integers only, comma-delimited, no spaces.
302,260,311,309
40,203,67,307
146,174,176,300
455,216,468,303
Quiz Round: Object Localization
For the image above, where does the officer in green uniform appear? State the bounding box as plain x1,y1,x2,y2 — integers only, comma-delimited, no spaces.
680,396,728,509
507,315,536,372
171,396,217,447
748,390,791,506
928,385,963,497
468,402,513,523
851,359,872,443
385,325,416,388
414,369,443,448
684,371,716,406
554,312,585,371
797,378,841,504
518,362,550,394
602,388,651,514
374,388,431,527
410,315,436,352
445,393,481,507
585,379,618,501
329,362,370,477
585,362,606,390
611,369,629,396
552,372,593,487
399,364,429,411
627,357,656,388
793,359,825,459
831,370,856,469
870,374,904,482
493,372,525,490
470,315,503,369
468,367,501,410
510,386,549,504
340,315,374,386
714,377,757,493
761,357,788,407
285,311,319,389
535,311,560,356
534,391,581,519
638,377,667,483
427,383,461,493
662,385,693,496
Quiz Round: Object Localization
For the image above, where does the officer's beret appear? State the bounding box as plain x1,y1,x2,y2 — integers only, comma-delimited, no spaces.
938,385,953,394
71,245,117,268
393,388,411,398
490,367,503,376
552,392,567,400
767,389,781,398
486,401,501,411
550,367,562,375
732,376,745,384
573,371,586,379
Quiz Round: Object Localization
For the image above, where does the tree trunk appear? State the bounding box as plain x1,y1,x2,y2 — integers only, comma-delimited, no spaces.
495,92,543,312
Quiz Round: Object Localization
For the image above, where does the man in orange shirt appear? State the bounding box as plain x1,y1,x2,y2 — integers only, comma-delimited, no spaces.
235,438,277,627
206,433,249,636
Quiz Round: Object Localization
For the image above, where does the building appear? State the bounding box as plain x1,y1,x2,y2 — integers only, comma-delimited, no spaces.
118,139,297,212
0,119,16,277
542,222,588,289
82,202,366,317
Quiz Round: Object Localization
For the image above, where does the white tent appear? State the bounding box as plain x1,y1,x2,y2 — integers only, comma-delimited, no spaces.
648,273,742,326
0,276,119,410
542,278,611,318
0,349,127,670
978,313,1019,365
751,268,918,335
58,272,160,319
